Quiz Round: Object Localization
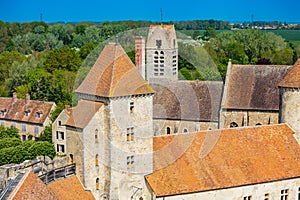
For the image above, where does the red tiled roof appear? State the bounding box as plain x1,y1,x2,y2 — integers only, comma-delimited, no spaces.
0,97,54,125
279,58,300,88
47,175,95,200
146,124,300,197
223,64,291,110
9,171,57,200
151,81,223,121
65,100,103,129
76,43,154,97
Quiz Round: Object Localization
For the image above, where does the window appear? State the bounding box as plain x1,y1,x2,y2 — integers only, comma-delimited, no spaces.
264,193,269,200
183,128,188,133
70,154,74,164
22,124,26,132
166,127,171,135
1,110,5,116
96,178,99,190
57,144,65,153
174,127,178,133
0,120,4,126
22,135,26,141
129,101,134,113
126,127,134,141
34,126,39,134
156,40,162,48
153,50,164,76
95,129,98,143
36,112,41,118
95,154,99,166
230,122,238,128
281,189,288,200
24,111,29,117
56,131,64,140
298,187,300,200
58,121,62,126
127,155,134,170
12,122,16,128
256,123,262,126
243,196,251,200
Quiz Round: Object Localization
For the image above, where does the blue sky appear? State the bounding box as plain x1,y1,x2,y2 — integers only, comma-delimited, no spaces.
1,0,299,23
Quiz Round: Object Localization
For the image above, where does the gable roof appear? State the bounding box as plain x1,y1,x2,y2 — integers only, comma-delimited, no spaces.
145,124,300,197
48,175,95,200
0,97,55,125
279,58,300,88
147,24,177,49
7,171,57,200
222,63,292,110
151,81,223,122
76,43,154,98
65,100,103,129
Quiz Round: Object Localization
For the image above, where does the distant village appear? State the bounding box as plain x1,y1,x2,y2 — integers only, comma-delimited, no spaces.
1,23,300,200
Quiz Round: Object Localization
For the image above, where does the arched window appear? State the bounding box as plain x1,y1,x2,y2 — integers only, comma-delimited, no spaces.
95,154,99,166
230,122,238,128
69,154,74,164
153,51,164,76
166,127,171,135
183,128,188,133
95,129,98,143
96,178,99,190
256,123,262,126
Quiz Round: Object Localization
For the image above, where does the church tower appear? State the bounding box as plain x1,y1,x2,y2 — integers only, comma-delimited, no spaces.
67,42,154,200
279,58,300,139
146,24,178,82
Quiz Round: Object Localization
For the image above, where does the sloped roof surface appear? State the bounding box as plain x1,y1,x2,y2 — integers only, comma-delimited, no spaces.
223,64,291,110
0,97,54,125
151,81,223,121
279,59,300,88
146,124,300,197
76,43,154,97
147,24,177,49
66,100,103,129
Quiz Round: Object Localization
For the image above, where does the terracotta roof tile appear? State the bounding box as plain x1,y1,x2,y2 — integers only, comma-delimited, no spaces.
9,171,57,200
47,175,95,200
76,43,154,97
0,97,54,125
146,124,300,197
223,64,292,110
151,81,223,121
279,58,300,88
66,100,103,129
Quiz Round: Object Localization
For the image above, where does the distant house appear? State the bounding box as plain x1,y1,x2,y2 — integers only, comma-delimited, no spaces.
219,60,292,128
0,93,55,140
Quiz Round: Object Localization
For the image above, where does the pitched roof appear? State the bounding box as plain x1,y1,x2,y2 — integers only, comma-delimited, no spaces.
147,24,177,49
222,64,292,110
76,43,154,97
0,97,54,125
151,81,223,121
47,175,95,200
279,58,300,88
65,100,103,129
145,124,300,197
8,171,57,200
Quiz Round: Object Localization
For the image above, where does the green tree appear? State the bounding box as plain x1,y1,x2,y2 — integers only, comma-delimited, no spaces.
0,51,26,82
204,28,217,40
29,141,56,159
0,138,21,150
37,126,52,143
0,126,20,139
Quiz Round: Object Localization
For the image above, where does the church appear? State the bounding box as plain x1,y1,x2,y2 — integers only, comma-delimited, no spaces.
52,24,300,200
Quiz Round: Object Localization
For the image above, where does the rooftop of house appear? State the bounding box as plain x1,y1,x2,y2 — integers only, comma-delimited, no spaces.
76,43,154,98
147,24,178,49
47,175,95,200
65,100,103,129
145,124,300,197
222,62,292,111
279,58,300,88
0,93,55,125
151,80,223,122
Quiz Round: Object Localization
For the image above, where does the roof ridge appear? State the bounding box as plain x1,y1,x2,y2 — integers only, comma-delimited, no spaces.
109,44,118,97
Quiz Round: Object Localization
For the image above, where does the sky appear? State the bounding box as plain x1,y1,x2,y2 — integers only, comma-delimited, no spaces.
0,0,299,23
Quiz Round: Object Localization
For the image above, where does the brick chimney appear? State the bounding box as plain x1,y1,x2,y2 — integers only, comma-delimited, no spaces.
25,93,30,104
12,92,17,103
135,36,145,79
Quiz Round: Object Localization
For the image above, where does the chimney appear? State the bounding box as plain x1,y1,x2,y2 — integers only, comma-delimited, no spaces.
135,36,145,79
12,92,17,103
25,93,30,104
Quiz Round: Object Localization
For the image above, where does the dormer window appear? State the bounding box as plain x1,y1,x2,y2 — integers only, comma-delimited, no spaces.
24,110,30,117
36,111,43,118
1,110,5,116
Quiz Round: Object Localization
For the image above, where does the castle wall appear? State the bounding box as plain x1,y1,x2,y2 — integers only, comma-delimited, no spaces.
153,119,218,136
219,109,278,129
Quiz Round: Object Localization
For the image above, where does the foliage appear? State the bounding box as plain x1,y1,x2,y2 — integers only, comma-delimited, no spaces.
50,101,65,122
0,126,20,139
179,67,194,80
0,138,21,150
28,141,56,159
37,126,52,143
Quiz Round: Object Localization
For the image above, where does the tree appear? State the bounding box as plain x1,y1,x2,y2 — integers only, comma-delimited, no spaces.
0,51,26,82
28,141,56,159
0,126,20,139
204,28,217,40
37,126,52,143
0,138,21,150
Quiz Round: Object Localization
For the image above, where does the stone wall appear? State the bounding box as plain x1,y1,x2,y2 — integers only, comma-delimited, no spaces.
52,110,69,155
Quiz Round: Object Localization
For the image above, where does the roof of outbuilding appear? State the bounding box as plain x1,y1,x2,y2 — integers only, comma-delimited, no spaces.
76,43,154,97
151,81,223,121
222,64,292,110
279,58,300,88
146,124,300,197
47,175,95,200
65,100,103,129
0,97,54,125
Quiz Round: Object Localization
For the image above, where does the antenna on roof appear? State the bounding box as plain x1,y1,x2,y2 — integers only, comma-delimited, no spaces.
107,35,110,44
160,8,163,23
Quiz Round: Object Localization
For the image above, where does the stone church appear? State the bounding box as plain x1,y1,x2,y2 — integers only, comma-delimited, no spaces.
52,24,300,200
